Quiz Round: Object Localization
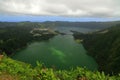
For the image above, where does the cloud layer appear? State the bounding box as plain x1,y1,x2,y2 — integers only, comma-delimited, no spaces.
0,0,120,17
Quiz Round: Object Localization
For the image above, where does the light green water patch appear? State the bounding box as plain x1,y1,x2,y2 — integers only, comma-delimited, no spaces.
50,47,66,63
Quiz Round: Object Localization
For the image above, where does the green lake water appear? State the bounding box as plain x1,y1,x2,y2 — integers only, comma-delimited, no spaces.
12,27,98,70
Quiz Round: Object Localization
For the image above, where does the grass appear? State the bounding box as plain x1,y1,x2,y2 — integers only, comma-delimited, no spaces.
0,56,120,80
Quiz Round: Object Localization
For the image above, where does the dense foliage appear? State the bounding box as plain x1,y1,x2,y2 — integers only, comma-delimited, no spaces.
0,22,55,55
73,24,120,75
0,56,120,80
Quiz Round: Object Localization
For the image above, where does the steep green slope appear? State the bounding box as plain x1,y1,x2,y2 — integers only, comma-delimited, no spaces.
73,24,120,74
0,56,120,80
0,25,56,55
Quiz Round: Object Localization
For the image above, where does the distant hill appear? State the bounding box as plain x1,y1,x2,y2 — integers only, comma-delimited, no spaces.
42,21,120,29
0,21,120,29
0,22,41,28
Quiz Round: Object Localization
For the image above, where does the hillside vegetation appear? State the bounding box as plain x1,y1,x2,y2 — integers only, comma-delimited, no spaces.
0,56,120,80
73,24,120,75
0,23,56,55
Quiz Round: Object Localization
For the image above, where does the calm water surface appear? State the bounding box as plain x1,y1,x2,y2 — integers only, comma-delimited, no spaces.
12,27,98,70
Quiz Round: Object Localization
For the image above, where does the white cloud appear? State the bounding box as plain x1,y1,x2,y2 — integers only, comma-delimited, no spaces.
0,0,120,17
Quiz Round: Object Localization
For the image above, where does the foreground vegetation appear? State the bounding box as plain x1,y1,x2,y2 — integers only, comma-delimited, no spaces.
73,24,120,75
0,56,120,80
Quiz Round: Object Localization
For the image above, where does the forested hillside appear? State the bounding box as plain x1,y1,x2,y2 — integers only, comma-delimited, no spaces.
73,24,120,74
0,22,56,55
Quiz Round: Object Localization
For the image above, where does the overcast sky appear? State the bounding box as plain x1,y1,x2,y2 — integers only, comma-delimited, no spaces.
0,0,120,21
